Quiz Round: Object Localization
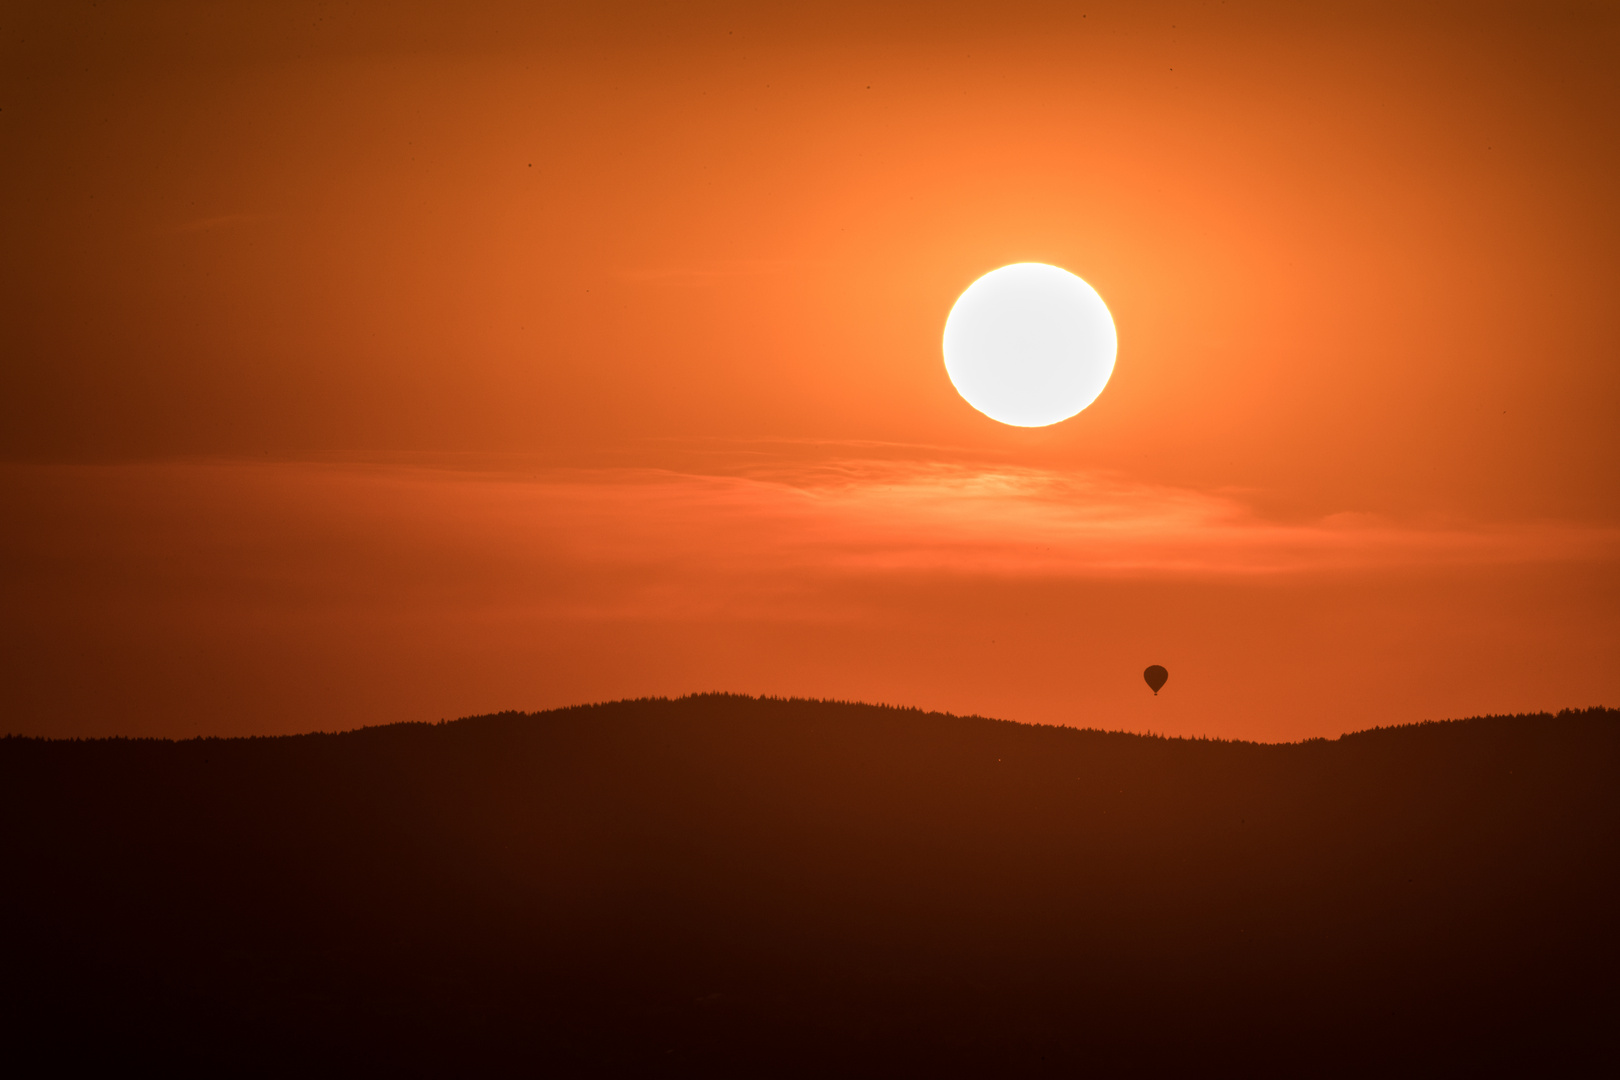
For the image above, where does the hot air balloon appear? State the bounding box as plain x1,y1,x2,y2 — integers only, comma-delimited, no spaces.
1143,665,1168,695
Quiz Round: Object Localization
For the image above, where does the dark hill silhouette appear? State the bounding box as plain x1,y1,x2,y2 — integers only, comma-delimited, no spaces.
4,696,1617,1076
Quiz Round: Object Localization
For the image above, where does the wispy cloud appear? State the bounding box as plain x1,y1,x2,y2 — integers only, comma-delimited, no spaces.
6,458,1613,626
511,459,1618,582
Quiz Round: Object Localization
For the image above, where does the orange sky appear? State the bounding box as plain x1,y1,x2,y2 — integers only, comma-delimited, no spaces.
2,1,1616,740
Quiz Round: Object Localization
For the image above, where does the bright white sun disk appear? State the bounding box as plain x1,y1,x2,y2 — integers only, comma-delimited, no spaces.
942,263,1117,427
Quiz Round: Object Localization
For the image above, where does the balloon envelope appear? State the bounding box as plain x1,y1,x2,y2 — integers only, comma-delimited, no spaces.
1144,665,1169,695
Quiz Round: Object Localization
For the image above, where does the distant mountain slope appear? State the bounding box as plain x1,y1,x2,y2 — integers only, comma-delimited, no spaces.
4,696,1617,1077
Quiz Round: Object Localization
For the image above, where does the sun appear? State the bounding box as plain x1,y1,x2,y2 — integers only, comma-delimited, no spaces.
942,263,1118,427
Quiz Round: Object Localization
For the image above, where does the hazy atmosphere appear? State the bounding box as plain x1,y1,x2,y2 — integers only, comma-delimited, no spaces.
5,0,1616,739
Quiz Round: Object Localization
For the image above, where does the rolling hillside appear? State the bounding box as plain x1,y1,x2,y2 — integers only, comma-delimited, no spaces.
5,696,1617,1076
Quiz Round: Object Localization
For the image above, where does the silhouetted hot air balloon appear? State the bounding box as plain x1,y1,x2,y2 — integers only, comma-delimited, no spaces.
1143,665,1169,695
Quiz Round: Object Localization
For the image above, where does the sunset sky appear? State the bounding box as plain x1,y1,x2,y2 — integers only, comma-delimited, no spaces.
3,0,1616,741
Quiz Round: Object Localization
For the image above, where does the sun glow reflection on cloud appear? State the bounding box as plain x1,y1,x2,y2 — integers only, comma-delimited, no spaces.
515,459,1615,594
8,456,1605,622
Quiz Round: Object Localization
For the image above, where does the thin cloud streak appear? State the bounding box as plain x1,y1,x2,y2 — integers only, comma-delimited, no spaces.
521,459,1617,581
6,459,1613,627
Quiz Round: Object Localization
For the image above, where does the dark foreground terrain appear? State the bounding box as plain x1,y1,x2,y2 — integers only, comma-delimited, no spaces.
4,696,1618,1076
